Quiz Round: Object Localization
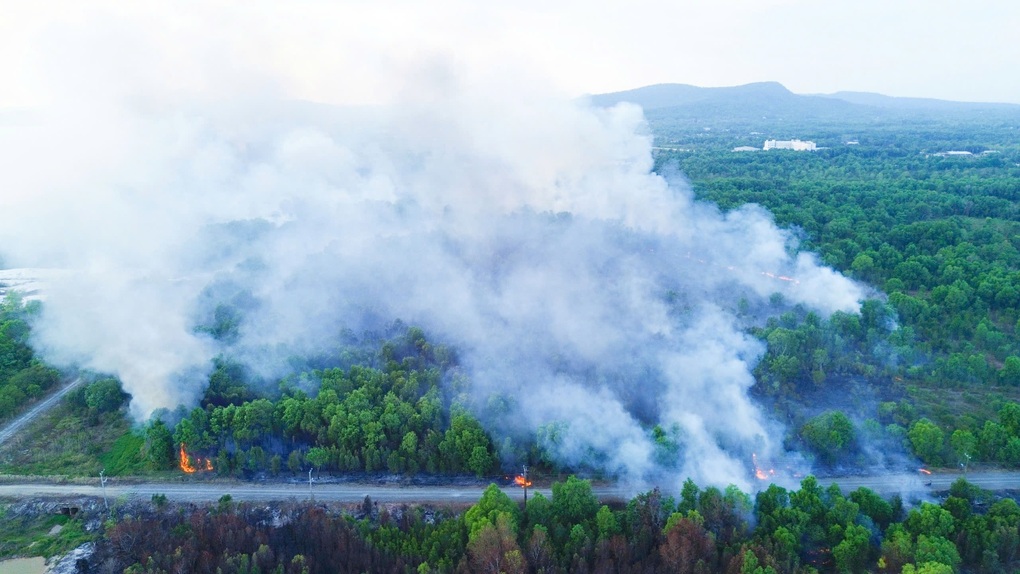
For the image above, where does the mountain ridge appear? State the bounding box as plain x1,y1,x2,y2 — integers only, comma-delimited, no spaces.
588,82,1020,116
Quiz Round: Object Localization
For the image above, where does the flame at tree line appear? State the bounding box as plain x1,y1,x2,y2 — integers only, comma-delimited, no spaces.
179,444,213,473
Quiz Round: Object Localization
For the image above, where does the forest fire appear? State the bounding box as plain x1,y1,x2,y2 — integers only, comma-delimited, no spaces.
680,252,802,286
515,467,533,503
760,271,800,285
180,444,195,473
179,443,213,473
752,453,777,481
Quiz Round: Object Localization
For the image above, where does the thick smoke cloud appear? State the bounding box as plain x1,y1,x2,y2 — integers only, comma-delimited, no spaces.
0,9,865,491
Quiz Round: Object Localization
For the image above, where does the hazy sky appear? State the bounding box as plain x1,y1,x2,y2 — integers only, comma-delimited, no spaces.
3,0,1019,108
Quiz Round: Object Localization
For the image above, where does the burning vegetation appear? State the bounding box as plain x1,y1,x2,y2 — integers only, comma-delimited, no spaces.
514,469,533,503
752,453,777,481
179,443,213,473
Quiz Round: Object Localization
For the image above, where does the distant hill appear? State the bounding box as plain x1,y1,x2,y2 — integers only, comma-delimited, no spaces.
815,91,1019,111
588,82,798,111
587,82,1020,124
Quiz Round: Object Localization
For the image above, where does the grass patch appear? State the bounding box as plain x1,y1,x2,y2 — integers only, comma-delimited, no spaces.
99,432,147,476
30,517,92,558
0,401,146,476
0,506,94,559
905,385,1020,431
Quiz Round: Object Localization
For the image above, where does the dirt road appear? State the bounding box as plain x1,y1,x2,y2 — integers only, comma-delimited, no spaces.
0,378,84,446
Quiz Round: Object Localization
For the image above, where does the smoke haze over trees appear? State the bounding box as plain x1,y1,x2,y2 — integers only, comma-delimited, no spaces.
0,13,867,490
0,93,865,489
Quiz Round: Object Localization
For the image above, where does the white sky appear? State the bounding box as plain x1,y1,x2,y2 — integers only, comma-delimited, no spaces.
2,0,1019,108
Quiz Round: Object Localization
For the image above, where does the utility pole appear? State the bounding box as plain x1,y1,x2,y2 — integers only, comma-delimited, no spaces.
522,465,530,505
99,469,109,514
308,468,314,501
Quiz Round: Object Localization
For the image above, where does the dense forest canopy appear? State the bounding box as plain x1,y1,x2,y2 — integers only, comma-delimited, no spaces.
60,475,1020,573
643,107,1020,473
142,327,501,479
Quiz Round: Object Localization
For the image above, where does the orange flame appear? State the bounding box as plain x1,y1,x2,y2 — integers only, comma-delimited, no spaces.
760,271,801,285
752,453,776,481
918,468,932,475
179,443,213,473
180,443,196,473
514,475,532,488
682,253,800,285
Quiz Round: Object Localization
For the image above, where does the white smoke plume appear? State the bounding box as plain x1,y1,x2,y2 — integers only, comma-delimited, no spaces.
0,5,865,491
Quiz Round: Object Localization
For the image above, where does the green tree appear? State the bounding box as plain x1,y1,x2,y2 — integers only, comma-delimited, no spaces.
595,505,620,541
468,446,494,478
551,476,600,528
915,534,961,571
438,410,495,474
999,436,1020,466
231,398,275,444
979,421,1009,461
1000,356,1020,386
5,363,59,399
998,402,1020,436
850,487,894,530
880,525,915,573
306,446,330,472
949,429,976,466
905,503,956,540
287,450,303,474
901,563,955,574
678,478,700,514
801,411,856,464
84,378,128,413
909,419,945,465
851,253,876,280
525,492,553,531
145,419,175,470
173,417,200,450
465,483,520,541
833,523,871,574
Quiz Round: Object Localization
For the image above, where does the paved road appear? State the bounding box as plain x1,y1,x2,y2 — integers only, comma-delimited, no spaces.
0,378,83,446
818,470,1019,494
0,470,1015,505
0,480,570,504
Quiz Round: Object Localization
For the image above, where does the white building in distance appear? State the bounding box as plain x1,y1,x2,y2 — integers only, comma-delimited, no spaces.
763,139,816,151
